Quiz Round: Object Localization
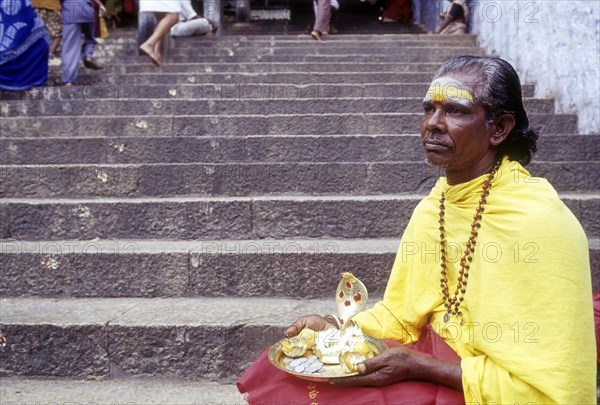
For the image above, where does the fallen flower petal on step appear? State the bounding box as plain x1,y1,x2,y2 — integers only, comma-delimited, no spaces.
96,171,109,183
41,255,60,270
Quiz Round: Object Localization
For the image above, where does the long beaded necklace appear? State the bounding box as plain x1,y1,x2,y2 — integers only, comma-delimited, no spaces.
439,160,501,323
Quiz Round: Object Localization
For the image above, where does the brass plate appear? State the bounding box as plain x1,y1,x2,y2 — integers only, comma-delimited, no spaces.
268,336,388,382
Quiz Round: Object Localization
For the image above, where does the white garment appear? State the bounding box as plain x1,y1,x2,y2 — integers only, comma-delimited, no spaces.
170,0,213,36
179,0,197,20
139,0,182,13
171,17,212,36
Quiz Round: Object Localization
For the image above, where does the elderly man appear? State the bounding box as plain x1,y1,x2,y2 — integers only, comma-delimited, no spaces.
171,0,218,37
238,56,596,403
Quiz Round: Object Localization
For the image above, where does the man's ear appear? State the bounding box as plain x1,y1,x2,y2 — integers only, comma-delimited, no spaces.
489,114,515,146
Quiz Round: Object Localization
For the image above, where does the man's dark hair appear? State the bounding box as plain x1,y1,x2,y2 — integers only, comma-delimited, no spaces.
433,55,538,166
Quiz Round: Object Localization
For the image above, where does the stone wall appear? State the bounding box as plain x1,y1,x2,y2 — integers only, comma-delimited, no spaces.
412,0,600,135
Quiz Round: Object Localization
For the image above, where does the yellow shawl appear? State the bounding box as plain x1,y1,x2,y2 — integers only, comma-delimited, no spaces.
353,157,596,403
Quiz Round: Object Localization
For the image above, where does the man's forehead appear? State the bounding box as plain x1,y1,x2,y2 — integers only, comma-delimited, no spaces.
423,76,476,103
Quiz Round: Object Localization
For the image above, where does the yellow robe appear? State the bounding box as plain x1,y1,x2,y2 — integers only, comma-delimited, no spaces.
353,157,596,404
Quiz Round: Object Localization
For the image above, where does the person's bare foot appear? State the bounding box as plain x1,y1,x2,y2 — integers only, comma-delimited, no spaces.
139,43,161,66
153,43,164,65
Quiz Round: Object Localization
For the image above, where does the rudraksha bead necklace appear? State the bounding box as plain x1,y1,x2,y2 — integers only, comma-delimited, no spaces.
439,160,501,323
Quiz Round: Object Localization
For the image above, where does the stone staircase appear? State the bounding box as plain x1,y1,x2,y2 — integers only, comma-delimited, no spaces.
1,28,598,402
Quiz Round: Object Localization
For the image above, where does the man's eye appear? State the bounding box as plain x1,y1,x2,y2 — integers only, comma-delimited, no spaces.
447,108,463,114
423,106,434,113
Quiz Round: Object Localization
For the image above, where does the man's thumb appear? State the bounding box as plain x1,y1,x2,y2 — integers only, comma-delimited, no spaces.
357,356,379,375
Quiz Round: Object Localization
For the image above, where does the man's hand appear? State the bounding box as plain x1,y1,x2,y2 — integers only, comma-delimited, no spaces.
333,347,463,391
333,347,418,387
284,314,335,337
98,4,107,18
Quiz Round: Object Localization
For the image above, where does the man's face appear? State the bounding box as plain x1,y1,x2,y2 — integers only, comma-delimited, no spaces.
420,73,495,171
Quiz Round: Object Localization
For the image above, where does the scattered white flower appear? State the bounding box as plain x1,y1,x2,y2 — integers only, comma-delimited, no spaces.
76,206,91,218
41,255,60,270
96,171,109,183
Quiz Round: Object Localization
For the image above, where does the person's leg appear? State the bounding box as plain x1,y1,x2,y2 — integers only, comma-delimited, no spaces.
139,12,179,65
330,4,339,34
52,11,63,56
61,23,82,84
80,21,102,69
170,18,213,37
80,22,96,59
312,0,331,40
49,36,61,56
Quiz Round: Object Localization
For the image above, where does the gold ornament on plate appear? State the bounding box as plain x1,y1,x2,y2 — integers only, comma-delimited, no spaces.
280,329,317,358
335,272,368,331
280,335,310,358
269,272,385,380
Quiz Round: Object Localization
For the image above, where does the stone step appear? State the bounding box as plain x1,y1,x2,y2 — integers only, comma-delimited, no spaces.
98,50,485,64
79,72,446,86
0,296,332,380
0,377,245,404
99,40,479,54
114,61,441,74
0,83,538,101
1,194,597,240
0,113,577,137
1,239,598,298
104,45,482,56
171,36,478,47
0,98,555,117
88,44,485,64
1,134,596,165
0,238,397,298
1,161,596,199
95,36,478,50
101,33,476,42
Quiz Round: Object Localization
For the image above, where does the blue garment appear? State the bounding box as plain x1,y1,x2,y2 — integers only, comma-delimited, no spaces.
0,0,50,90
61,21,96,84
62,0,97,23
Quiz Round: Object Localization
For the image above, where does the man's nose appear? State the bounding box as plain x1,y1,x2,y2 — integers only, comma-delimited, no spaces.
425,108,446,132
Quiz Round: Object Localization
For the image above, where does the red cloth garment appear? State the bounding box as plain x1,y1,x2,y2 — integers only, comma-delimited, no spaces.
123,0,135,13
237,325,465,405
382,0,411,22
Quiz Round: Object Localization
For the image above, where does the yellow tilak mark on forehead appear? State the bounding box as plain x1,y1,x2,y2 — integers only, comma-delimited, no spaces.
424,84,474,102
